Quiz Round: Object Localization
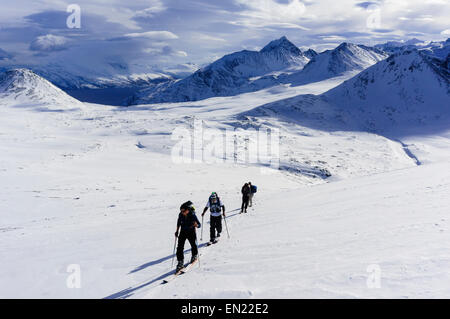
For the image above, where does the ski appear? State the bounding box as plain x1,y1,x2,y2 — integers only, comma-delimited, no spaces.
161,270,183,284
206,239,219,246
180,258,198,274
161,259,199,284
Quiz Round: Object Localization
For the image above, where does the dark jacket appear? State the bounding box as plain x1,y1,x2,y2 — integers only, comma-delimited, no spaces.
241,185,250,197
177,211,201,232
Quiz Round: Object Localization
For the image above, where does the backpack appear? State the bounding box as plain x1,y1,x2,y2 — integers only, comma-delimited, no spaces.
251,185,257,193
209,195,222,213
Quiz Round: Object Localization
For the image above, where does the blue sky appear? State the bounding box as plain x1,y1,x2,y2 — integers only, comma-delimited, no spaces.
0,0,449,70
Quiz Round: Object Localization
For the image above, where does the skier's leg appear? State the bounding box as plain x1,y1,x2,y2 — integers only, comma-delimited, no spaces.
217,216,222,235
176,232,187,262
188,232,198,257
210,216,215,241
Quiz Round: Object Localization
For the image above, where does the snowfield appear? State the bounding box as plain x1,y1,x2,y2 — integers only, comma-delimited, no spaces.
1,58,450,299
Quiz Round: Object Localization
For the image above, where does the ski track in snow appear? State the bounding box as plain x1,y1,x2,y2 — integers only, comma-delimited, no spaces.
393,139,422,166
1,71,450,299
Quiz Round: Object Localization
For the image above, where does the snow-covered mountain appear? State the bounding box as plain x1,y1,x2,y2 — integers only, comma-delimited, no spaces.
303,48,318,60
128,36,314,105
245,50,450,133
129,41,387,105
0,59,201,91
259,36,312,71
375,38,450,61
284,43,388,85
0,64,175,90
375,38,425,50
0,68,83,108
325,50,449,131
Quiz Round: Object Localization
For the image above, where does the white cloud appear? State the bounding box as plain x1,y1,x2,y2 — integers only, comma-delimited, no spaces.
230,20,310,30
233,0,308,29
124,31,179,40
29,34,69,52
134,0,167,18
144,45,187,57
193,34,227,43
416,15,434,21
2,0,450,70
320,35,347,42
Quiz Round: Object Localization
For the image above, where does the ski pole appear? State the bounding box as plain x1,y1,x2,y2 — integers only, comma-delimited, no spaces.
201,215,204,241
195,239,201,268
171,234,177,267
223,215,230,239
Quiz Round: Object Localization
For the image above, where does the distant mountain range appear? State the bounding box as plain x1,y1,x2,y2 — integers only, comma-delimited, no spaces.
375,38,450,60
127,36,317,105
128,39,388,105
129,37,447,106
0,36,448,115
244,50,450,133
0,61,199,90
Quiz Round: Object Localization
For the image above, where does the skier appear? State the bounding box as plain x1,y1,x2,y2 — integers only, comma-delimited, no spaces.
241,183,251,213
248,182,257,207
202,192,226,245
175,201,201,273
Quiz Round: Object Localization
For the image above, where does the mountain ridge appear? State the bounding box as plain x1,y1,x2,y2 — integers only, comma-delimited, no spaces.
129,39,388,105
128,36,314,105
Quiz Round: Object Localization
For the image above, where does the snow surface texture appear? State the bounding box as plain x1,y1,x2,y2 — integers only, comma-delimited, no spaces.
1,40,450,298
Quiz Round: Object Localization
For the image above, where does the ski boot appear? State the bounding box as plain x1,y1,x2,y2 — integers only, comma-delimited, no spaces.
176,261,184,273
190,255,198,263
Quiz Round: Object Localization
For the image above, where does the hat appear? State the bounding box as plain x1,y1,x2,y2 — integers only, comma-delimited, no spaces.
180,201,193,211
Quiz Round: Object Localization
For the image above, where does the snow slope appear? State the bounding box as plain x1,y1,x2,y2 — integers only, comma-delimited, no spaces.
137,160,450,299
325,50,450,133
0,69,84,110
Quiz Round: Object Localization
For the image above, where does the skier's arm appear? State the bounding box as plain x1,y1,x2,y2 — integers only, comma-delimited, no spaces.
175,225,180,237
194,214,201,228
222,205,226,217
202,207,208,216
